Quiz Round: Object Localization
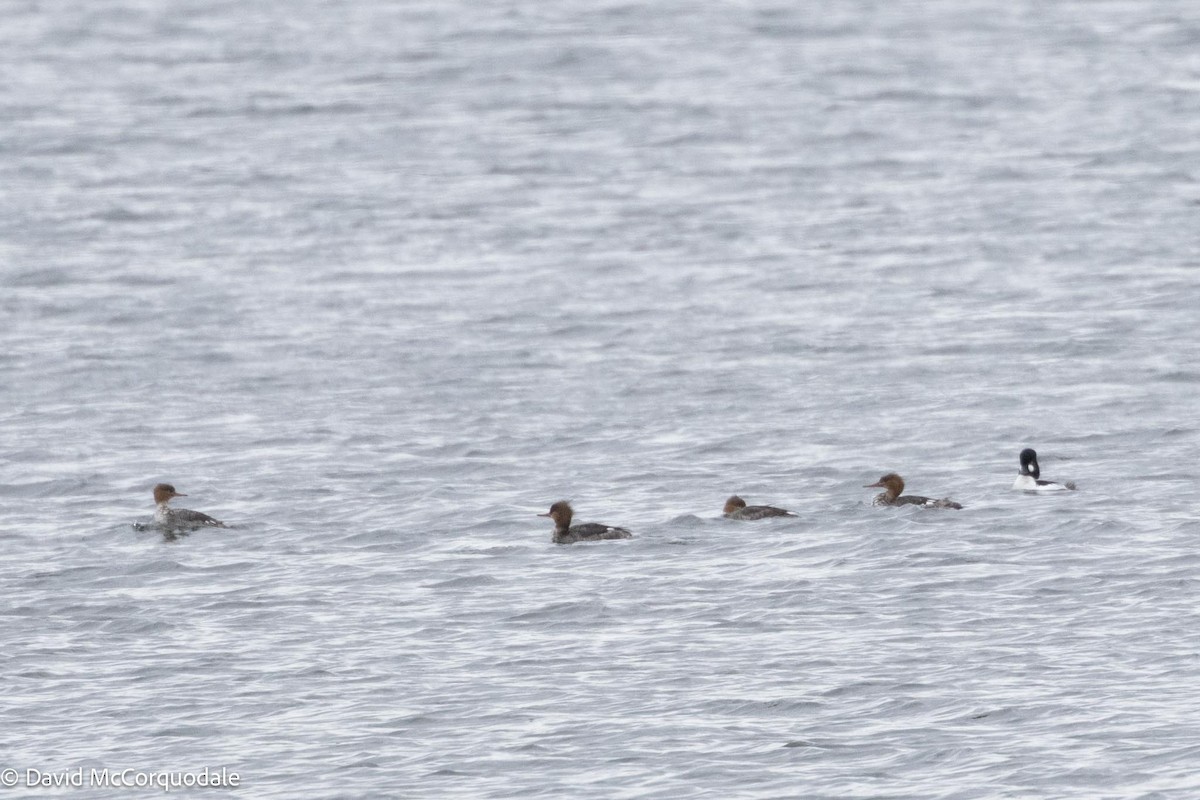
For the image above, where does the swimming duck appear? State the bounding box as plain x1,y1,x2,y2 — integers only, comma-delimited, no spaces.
723,495,796,520
1012,448,1076,491
538,501,633,544
864,473,962,509
153,483,226,529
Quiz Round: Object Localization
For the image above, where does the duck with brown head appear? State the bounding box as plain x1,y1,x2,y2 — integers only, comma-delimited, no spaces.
538,501,632,544
153,483,227,530
864,473,962,509
723,495,796,520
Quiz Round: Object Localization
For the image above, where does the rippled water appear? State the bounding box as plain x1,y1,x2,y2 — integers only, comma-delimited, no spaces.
3,0,1200,796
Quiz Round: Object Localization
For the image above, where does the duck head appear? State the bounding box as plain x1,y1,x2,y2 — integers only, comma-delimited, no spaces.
538,500,574,530
864,473,905,501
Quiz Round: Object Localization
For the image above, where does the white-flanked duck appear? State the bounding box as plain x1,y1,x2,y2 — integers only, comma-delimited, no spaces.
864,473,962,509
723,495,796,520
153,483,226,529
538,501,632,544
1012,448,1076,491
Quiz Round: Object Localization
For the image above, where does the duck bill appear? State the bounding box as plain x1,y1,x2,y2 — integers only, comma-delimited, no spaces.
863,481,884,488
536,512,551,517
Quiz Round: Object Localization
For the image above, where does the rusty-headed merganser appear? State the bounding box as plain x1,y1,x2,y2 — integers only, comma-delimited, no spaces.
153,483,226,529
723,495,796,520
864,473,963,509
538,501,632,544
1012,448,1076,491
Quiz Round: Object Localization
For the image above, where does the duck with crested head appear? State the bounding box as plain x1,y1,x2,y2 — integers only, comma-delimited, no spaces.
723,495,796,520
540,501,633,544
539,501,632,544
1013,448,1076,491
153,483,226,530
864,473,962,509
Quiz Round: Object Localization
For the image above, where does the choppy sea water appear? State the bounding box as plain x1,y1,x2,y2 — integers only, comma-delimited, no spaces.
3,0,1200,797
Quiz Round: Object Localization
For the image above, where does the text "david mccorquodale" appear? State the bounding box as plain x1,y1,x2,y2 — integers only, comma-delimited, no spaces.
1,767,240,790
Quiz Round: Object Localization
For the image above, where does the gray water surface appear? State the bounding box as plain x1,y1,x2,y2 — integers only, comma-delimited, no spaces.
3,1,1200,797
